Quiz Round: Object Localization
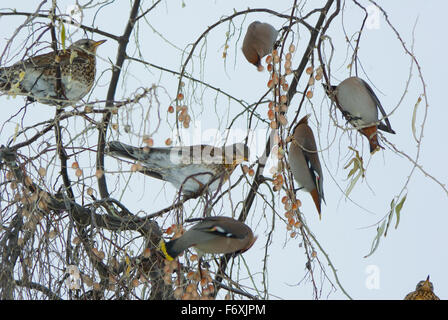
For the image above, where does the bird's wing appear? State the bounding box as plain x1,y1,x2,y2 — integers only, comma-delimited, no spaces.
360,79,395,134
18,50,91,71
303,152,325,203
107,141,174,170
186,217,246,239
107,142,225,187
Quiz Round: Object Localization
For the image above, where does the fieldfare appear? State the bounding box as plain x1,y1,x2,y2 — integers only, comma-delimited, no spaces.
323,76,395,153
288,114,325,218
404,276,440,300
106,141,249,195
242,21,279,71
0,38,106,106
159,216,256,261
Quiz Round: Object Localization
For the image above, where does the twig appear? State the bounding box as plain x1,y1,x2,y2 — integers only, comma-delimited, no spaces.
0,10,121,41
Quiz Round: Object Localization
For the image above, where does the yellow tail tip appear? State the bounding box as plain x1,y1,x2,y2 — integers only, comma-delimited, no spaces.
370,145,381,155
158,239,174,261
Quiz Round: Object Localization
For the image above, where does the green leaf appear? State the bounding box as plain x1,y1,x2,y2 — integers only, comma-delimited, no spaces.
384,198,395,237
345,170,361,197
344,157,354,169
12,123,19,143
344,158,357,178
343,149,365,197
411,97,421,142
395,194,407,229
364,220,386,258
60,22,66,52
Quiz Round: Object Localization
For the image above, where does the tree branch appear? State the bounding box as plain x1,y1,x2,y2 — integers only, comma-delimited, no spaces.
213,0,337,298
96,0,149,199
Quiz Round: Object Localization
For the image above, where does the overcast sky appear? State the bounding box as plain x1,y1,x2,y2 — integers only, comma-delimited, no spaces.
0,1,447,300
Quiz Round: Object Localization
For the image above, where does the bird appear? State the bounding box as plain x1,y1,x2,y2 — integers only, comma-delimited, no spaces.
0,38,106,107
159,216,257,261
404,275,440,300
288,114,325,218
323,76,395,153
242,21,279,71
106,141,249,196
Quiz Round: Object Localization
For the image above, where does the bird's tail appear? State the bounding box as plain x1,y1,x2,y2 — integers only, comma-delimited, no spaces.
158,238,181,261
106,141,143,161
378,122,396,134
360,126,383,154
310,188,322,220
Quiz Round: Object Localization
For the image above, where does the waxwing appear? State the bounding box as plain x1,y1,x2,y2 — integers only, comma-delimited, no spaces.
159,216,257,260
323,76,395,153
288,114,325,218
242,21,278,71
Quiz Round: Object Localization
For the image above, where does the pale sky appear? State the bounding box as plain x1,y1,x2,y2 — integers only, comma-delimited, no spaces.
0,1,446,300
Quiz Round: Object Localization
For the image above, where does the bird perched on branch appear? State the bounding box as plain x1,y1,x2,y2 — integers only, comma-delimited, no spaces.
106,141,249,196
288,114,325,218
323,76,395,153
404,276,440,300
242,21,279,71
0,38,106,106
159,216,256,261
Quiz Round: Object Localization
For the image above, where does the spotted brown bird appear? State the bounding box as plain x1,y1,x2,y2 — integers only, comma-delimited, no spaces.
106,141,249,196
242,21,279,71
288,114,325,218
323,76,395,153
404,276,440,300
159,216,256,261
0,39,106,106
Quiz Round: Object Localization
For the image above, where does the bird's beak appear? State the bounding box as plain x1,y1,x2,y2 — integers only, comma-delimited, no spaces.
93,39,107,48
424,275,431,285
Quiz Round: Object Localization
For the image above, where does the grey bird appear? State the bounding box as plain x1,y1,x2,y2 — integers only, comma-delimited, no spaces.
288,114,325,218
159,216,257,261
106,141,249,195
242,21,279,71
323,76,395,153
